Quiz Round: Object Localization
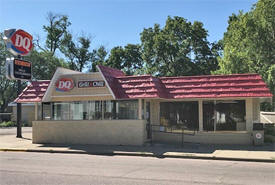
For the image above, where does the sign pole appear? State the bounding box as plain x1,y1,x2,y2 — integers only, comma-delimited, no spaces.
16,79,22,138
16,55,22,138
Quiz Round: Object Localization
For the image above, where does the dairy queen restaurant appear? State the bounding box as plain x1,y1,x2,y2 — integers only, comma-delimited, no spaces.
15,65,272,146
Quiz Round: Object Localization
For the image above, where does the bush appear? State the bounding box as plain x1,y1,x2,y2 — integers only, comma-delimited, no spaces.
0,121,30,127
264,124,275,136
264,124,275,143
0,121,17,127
264,135,275,143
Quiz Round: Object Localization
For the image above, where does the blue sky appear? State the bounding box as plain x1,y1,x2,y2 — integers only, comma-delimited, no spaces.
0,0,257,52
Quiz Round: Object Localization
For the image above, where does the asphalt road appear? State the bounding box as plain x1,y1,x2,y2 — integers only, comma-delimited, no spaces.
0,152,274,185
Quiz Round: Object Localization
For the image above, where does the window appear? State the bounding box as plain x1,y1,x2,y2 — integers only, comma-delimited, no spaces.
203,100,246,131
160,102,199,131
103,101,117,120
52,102,70,120
216,100,246,131
117,100,138,119
42,102,51,120
51,100,139,120
87,101,102,120
70,102,84,120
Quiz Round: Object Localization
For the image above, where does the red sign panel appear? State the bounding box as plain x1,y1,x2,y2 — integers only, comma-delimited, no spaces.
9,29,33,56
56,78,74,92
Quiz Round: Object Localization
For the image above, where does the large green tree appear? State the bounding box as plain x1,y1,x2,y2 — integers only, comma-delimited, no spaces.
89,46,108,72
25,49,68,80
216,0,275,110
106,44,143,75
140,16,220,76
42,12,71,55
60,33,93,72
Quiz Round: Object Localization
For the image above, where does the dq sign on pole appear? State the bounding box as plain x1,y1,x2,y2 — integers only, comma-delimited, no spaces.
3,29,33,81
3,28,33,139
3,29,33,56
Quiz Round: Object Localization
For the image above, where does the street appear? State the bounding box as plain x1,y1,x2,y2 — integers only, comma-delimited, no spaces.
0,152,274,185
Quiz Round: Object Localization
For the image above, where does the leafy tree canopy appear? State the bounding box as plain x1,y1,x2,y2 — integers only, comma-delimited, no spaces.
140,16,221,76
215,0,275,110
106,44,143,75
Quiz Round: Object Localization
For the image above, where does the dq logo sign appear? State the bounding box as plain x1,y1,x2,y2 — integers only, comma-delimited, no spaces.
3,29,33,56
56,78,74,92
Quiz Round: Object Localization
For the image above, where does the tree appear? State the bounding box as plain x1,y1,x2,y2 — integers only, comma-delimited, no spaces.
42,12,71,55
25,49,68,80
89,46,108,72
216,0,275,110
61,33,93,72
106,44,143,75
140,16,220,76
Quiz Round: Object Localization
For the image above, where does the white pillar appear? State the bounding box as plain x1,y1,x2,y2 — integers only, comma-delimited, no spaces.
34,103,38,121
246,98,253,132
198,100,203,131
138,99,142,120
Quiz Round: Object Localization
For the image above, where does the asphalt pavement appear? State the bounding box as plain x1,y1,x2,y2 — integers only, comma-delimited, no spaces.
0,127,275,163
1,152,274,185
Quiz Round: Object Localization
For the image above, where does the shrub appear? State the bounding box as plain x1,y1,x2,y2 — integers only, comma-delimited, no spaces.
264,124,275,136
0,121,30,127
0,121,17,127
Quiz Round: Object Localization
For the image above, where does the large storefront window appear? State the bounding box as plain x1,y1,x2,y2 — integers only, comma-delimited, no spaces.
160,102,199,131
203,100,246,131
117,100,138,119
51,100,138,120
103,101,117,120
87,101,102,120
53,102,70,120
42,102,52,120
70,102,84,120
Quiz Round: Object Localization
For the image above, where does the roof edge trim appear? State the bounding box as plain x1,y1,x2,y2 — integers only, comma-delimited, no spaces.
96,65,116,99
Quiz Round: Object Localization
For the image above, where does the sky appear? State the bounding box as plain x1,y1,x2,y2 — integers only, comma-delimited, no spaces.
0,0,257,52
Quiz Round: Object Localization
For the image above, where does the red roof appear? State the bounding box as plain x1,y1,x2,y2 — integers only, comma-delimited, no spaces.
98,65,272,99
15,66,272,103
14,81,50,103
160,74,272,99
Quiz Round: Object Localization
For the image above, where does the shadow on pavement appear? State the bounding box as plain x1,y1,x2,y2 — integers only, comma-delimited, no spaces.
37,141,275,156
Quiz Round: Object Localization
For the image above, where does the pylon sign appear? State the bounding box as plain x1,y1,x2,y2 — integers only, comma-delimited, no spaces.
5,58,32,80
3,29,33,56
3,29,33,81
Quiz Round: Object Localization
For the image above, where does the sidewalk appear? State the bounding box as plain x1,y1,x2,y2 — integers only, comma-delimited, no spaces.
0,128,274,163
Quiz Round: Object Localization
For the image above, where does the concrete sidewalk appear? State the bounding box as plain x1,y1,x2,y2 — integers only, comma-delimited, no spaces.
0,129,274,163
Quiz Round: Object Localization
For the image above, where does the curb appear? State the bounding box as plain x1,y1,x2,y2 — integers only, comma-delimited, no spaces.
1,148,274,163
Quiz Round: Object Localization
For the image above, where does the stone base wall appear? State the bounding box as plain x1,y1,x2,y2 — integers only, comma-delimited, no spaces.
33,120,146,146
